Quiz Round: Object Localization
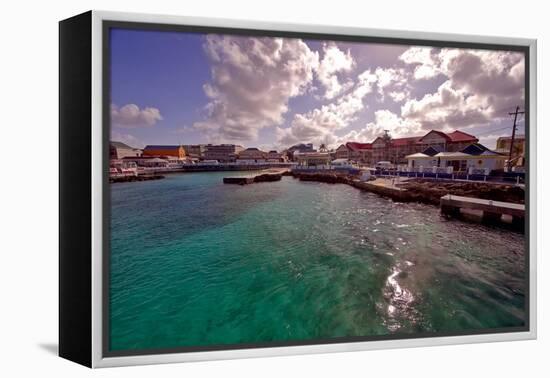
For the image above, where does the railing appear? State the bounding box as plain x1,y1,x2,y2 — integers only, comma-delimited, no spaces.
291,165,361,174
374,169,525,184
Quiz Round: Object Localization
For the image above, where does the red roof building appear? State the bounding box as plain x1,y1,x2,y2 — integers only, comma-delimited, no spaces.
345,129,481,165
446,130,479,143
390,136,420,147
346,142,372,151
346,142,372,162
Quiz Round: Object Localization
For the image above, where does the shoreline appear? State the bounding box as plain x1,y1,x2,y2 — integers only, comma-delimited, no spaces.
291,171,524,205
291,171,525,231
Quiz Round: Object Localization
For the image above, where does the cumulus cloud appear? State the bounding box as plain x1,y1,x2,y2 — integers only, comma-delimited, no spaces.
277,64,417,147
399,46,442,80
189,38,524,148
193,35,319,143
340,109,422,143
388,90,408,102
372,67,410,102
316,43,355,99
399,47,525,130
440,49,525,113
111,103,163,128
277,69,377,147
400,80,491,130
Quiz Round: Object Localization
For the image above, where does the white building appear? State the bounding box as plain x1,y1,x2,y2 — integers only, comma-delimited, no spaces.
236,147,267,164
295,152,331,167
406,143,506,174
405,152,438,172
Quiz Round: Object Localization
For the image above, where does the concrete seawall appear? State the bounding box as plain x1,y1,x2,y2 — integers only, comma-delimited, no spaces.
349,180,414,202
293,172,414,202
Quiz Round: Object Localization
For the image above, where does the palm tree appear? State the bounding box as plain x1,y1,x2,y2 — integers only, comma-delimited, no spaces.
382,130,393,163
319,143,328,153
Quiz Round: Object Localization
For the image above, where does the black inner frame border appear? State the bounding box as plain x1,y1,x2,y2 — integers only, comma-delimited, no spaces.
102,19,531,359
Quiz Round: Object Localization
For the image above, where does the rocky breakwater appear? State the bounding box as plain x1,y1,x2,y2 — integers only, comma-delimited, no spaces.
224,172,283,185
292,171,353,185
292,171,412,201
291,172,525,208
396,179,525,205
253,173,283,183
110,174,165,184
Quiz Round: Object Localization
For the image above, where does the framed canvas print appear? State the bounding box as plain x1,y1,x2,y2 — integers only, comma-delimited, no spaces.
59,10,537,368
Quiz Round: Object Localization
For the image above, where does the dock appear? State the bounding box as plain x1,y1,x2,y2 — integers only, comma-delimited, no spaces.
223,177,255,185
350,178,411,201
223,168,288,185
440,194,525,227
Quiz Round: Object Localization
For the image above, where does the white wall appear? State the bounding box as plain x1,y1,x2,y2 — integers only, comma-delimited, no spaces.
465,157,501,171
408,158,437,169
1,1,547,377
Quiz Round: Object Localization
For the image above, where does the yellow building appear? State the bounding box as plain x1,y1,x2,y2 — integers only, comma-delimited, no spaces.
495,135,525,166
143,145,186,159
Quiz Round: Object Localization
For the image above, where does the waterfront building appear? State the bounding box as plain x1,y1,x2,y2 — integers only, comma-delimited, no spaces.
334,144,350,160
331,158,356,168
266,150,285,162
372,136,418,165
286,143,315,161
182,144,206,160
404,152,436,171
346,142,372,164
203,144,244,163
296,152,331,167
110,141,142,159
109,159,138,177
358,129,479,165
143,145,186,159
237,147,267,163
406,143,505,173
415,130,478,152
122,156,169,168
197,160,220,165
495,135,525,167
141,157,170,168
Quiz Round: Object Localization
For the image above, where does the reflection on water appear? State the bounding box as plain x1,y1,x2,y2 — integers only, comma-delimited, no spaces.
384,264,416,332
110,173,526,351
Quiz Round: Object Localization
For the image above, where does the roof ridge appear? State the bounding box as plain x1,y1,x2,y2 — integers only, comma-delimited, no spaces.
449,129,477,138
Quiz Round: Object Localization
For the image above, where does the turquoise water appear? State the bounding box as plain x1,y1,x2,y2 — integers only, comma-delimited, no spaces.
109,172,526,352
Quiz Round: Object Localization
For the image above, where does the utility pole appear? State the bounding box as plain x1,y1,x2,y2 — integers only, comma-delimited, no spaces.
507,106,525,172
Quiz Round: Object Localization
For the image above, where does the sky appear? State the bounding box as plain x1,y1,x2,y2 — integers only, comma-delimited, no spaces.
110,28,526,151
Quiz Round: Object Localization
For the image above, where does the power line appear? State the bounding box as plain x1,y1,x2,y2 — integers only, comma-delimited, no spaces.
491,105,524,115
475,123,523,137
474,112,525,137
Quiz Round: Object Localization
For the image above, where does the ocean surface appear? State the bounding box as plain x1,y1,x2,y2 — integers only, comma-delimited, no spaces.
109,172,526,352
